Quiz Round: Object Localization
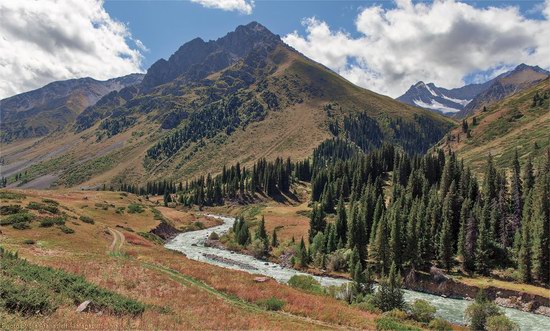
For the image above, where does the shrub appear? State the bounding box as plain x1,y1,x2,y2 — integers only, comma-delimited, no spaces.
208,232,219,240
428,318,453,331
23,239,35,245
0,191,26,200
27,202,59,214
127,203,144,214
0,204,22,215
354,295,382,313
409,299,437,323
115,207,125,214
1,212,34,225
59,225,75,234
288,275,325,295
79,215,95,224
0,279,57,315
465,300,502,331
41,199,59,205
12,222,30,230
485,315,519,331
376,316,420,331
138,232,164,245
384,309,408,321
39,217,65,227
256,297,285,311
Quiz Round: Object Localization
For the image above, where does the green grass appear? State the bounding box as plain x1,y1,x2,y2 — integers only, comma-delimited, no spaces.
0,247,145,316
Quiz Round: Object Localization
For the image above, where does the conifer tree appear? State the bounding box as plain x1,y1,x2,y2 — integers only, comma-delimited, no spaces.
271,228,279,247
373,262,405,312
475,202,492,275
518,190,533,282
438,191,454,271
336,196,348,245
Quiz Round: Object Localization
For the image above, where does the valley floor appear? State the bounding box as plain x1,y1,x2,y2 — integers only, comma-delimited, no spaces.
0,189,385,330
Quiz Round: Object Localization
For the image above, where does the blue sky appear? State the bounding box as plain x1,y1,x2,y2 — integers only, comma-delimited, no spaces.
104,0,546,70
1,0,549,98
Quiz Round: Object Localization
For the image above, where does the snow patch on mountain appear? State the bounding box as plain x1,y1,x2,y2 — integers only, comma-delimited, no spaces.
413,98,461,113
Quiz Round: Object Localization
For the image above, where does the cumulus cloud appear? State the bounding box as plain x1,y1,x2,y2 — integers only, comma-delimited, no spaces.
0,0,144,99
191,0,254,15
283,0,550,97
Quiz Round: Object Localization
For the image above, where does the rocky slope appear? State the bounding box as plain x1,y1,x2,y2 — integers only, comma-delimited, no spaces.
0,74,144,142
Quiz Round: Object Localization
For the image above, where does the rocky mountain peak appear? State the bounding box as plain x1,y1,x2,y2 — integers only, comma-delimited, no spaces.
141,22,281,90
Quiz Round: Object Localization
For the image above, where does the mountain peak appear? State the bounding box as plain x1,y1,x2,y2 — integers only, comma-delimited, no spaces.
141,22,280,90
512,63,548,75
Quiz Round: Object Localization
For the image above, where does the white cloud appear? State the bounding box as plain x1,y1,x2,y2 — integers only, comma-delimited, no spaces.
283,0,550,97
0,0,144,99
191,0,254,15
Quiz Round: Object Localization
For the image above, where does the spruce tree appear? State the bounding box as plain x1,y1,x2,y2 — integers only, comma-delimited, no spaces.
518,190,533,283
373,262,405,312
475,202,491,275
438,191,454,271
271,228,279,247
335,196,348,245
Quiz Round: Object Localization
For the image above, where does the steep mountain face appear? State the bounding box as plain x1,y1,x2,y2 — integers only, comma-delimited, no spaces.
1,22,452,189
399,64,549,118
0,74,144,142
397,81,491,115
456,64,549,118
435,77,549,173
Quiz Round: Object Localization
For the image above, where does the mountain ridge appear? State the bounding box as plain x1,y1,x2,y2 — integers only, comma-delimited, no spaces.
398,64,549,117
0,73,144,142
1,22,453,189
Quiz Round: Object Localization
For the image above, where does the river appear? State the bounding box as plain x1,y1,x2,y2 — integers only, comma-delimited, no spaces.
165,215,550,330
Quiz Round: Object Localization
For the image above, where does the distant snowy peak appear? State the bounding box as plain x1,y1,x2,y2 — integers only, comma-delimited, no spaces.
398,81,473,115
398,64,550,118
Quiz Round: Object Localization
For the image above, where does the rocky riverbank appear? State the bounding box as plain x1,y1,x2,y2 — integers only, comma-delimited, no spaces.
404,267,550,317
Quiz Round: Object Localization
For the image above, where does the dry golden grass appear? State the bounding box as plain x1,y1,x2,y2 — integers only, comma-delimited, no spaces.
0,189,381,330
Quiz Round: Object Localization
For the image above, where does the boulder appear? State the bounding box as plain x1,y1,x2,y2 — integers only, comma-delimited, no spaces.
76,300,92,313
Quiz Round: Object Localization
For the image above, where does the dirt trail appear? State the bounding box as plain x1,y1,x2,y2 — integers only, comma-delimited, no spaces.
107,227,125,255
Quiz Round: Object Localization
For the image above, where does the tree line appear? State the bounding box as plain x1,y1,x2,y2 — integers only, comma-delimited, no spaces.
305,140,549,286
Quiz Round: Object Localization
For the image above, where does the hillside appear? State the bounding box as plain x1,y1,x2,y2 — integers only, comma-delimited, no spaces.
435,77,550,173
0,22,453,189
0,74,144,142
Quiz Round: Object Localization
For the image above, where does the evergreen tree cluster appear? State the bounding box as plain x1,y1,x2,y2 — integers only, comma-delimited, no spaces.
306,142,550,285
118,157,301,207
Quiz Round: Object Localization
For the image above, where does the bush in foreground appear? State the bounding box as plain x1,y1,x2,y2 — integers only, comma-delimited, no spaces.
485,315,519,331
288,275,325,295
256,297,285,311
79,215,95,224
0,279,57,315
428,318,453,330
409,299,437,323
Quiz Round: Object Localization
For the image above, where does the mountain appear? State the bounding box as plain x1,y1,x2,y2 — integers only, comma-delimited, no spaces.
397,81,492,115
0,22,452,189
398,64,549,118
0,74,144,142
434,77,549,173
455,64,550,118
